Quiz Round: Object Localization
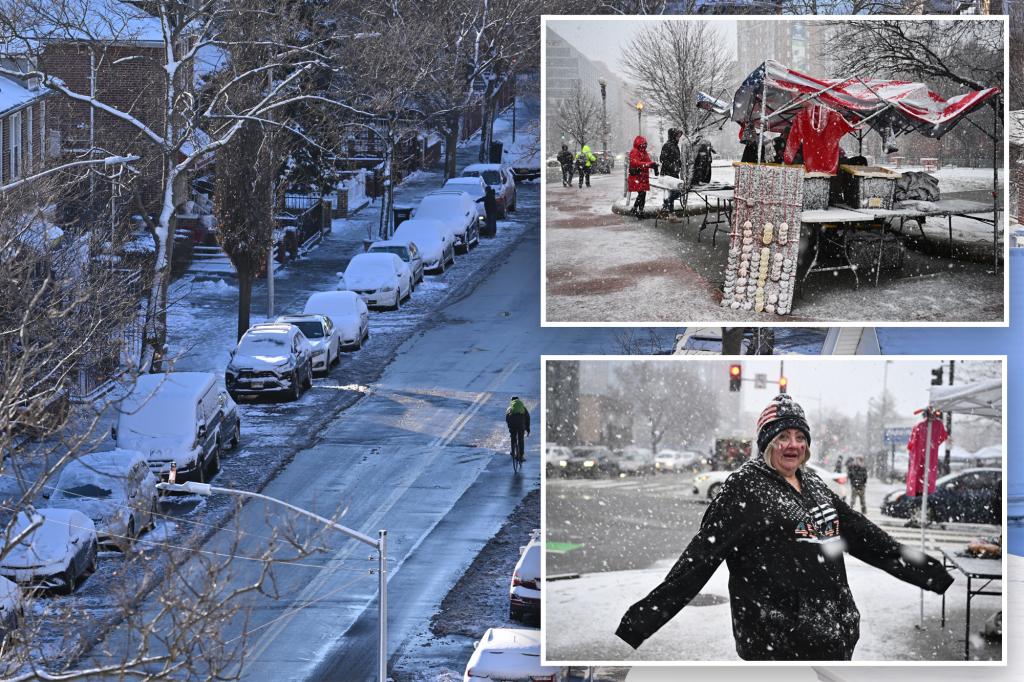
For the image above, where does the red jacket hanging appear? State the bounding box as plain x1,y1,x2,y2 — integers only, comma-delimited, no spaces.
783,104,855,175
905,417,948,497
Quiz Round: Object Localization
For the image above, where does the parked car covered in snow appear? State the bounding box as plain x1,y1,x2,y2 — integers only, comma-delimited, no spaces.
46,450,159,552
442,176,488,219
393,219,456,274
415,192,480,253
114,372,240,483
0,576,23,641
368,239,424,285
277,313,342,374
302,291,369,350
509,530,540,623
463,628,568,681
226,324,314,401
0,508,98,595
461,163,517,217
337,252,413,310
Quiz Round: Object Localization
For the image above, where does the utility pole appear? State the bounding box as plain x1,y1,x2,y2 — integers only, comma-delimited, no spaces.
943,360,954,474
599,78,608,158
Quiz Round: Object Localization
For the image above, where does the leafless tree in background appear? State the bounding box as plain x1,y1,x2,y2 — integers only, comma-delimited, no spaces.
554,81,602,149
622,21,732,138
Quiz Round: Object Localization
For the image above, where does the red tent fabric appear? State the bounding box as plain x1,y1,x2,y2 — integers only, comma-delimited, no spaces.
732,60,1000,140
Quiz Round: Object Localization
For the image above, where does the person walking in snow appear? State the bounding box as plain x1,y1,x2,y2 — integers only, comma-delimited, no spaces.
616,394,953,661
659,128,683,214
847,456,868,514
475,186,498,236
557,144,574,187
627,135,658,218
505,396,530,462
575,144,597,188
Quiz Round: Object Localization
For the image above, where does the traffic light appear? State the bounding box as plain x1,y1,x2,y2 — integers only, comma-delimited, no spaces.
779,376,788,393
930,366,943,386
729,364,742,392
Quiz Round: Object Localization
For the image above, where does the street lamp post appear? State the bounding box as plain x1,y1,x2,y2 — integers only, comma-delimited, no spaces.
158,481,388,682
599,78,608,157
635,101,644,136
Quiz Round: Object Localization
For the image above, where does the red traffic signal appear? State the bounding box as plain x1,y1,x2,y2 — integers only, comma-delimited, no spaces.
779,376,788,393
729,364,742,392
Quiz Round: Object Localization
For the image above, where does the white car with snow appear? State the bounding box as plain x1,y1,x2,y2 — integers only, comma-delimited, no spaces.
693,462,848,500
277,313,342,374
393,219,456,274
654,449,701,473
462,163,517,217
337,252,413,310
463,628,569,681
302,291,369,350
0,508,98,595
416,192,480,253
46,450,159,552
114,372,240,484
0,576,23,641
367,239,424,285
509,530,540,623
442,176,488,219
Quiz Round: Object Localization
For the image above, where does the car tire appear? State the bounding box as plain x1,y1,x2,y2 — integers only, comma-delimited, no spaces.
148,499,159,531
289,371,301,401
510,605,520,622
127,518,136,545
392,290,401,311
207,441,221,479
509,194,516,212
303,363,313,389
56,568,76,595
229,422,241,450
708,482,722,500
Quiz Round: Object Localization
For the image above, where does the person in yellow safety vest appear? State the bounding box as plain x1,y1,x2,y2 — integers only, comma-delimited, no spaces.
574,145,597,189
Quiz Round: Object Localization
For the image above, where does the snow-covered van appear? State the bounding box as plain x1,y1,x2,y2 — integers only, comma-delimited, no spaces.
113,372,240,483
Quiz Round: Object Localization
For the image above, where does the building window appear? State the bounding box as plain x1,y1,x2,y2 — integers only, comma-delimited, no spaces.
10,111,22,179
26,106,33,173
40,100,46,160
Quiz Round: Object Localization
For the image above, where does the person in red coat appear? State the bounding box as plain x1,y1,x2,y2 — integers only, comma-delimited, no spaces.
627,135,658,218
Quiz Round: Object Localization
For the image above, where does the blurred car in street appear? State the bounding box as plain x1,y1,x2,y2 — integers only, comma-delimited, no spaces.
508,529,540,623
545,444,574,478
463,628,569,681
46,450,158,552
0,508,98,595
393,218,456,274
226,323,314,401
654,449,701,474
617,446,654,476
302,291,369,350
461,163,517,217
338,252,413,310
881,468,1000,525
276,313,342,374
571,445,618,477
693,462,847,501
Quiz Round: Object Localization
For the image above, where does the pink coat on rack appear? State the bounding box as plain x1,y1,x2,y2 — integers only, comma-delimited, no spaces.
905,417,948,497
783,103,855,175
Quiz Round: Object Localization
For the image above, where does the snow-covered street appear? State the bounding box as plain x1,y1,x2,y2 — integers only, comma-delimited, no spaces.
544,168,1003,323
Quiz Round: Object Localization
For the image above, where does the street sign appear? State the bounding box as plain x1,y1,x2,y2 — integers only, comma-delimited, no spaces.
883,426,913,446
754,373,766,389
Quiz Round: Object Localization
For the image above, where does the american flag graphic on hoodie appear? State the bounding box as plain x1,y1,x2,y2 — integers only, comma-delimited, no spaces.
795,503,841,544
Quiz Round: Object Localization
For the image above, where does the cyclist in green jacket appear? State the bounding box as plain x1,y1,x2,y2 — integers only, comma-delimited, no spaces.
506,397,531,461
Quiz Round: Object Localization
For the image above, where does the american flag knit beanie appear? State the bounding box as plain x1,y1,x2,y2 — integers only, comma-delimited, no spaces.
756,393,811,454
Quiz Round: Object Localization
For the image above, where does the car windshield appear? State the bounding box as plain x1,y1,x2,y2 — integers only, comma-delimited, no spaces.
291,321,324,339
55,482,116,500
371,246,408,261
238,334,288,354
466,170,502,184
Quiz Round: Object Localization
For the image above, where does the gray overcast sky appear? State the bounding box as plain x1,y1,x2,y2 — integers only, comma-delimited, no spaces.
547,18,738,81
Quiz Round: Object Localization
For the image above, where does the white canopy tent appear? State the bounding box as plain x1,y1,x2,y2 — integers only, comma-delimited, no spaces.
928,379,1003,422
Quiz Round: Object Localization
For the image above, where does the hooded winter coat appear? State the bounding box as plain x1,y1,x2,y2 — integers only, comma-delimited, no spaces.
627,136,655,192
575,145,597,169
659,131,682,178
505,399,530,433
616,458,953,660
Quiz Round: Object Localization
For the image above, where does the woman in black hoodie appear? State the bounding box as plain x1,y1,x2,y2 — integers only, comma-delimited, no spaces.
616,394,954,661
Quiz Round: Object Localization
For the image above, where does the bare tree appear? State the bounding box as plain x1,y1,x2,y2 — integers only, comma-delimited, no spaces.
622,21,733,138
554,81,601,149
0,0,339,373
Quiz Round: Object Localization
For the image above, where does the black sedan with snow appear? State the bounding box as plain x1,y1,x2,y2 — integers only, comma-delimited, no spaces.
880,468,1001,525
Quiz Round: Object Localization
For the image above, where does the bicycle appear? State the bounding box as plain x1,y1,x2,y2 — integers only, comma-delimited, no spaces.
510,432,525,475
